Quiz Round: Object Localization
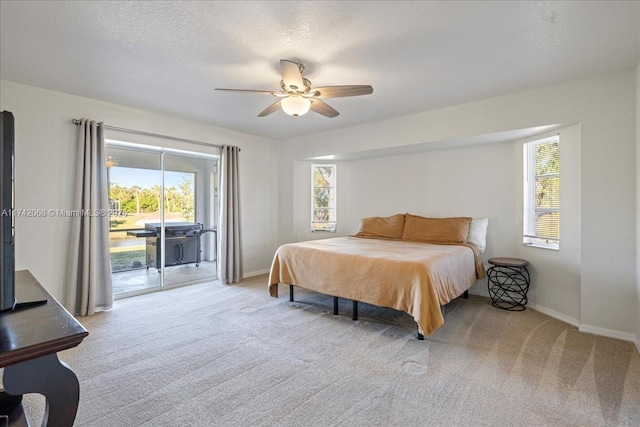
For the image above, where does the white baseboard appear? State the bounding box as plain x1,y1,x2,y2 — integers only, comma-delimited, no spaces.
578,323,638,345
502,302,638,352
528,303,580,328
469,289,579,327
243,268,270,278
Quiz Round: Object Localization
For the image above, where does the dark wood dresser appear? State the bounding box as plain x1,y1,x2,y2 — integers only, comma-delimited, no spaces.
1,270,88,426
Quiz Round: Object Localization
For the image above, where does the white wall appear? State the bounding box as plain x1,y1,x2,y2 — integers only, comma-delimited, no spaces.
294,142,515,254
277,71,637,342
636,62,640,351
0,80,279,304
514,126,581,325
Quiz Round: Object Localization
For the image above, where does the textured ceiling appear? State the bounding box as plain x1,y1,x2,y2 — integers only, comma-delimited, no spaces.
1,1,638,140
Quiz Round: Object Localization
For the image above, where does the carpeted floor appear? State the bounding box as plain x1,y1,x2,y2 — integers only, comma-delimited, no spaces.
22,275,640,426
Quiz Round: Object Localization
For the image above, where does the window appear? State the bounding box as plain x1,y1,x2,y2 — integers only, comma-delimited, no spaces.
523,135,559,249
311,164,336,232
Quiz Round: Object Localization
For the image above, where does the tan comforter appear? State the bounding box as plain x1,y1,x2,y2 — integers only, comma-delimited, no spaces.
268,236,484,337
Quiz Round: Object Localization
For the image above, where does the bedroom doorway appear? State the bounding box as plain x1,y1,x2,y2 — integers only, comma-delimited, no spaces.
105,141,218,297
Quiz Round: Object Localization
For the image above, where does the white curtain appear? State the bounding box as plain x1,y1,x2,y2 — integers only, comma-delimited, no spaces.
66,119,113,315
218,145,242,283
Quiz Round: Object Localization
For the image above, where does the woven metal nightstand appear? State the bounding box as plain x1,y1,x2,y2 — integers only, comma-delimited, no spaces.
487,257,530,311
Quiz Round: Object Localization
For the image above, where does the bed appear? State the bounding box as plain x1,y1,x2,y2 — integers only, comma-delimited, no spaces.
268,214,487,338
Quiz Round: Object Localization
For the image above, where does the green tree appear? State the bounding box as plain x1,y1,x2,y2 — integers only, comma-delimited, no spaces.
177,175,195,222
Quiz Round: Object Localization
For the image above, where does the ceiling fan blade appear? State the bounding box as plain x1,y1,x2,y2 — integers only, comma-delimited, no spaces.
215,88,281,96
308,85,373,98
258,100,283,117
280,60,305,91
310,99,339,118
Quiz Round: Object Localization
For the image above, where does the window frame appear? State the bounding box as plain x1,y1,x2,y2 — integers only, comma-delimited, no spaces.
310,163,337,233
523,135,560,250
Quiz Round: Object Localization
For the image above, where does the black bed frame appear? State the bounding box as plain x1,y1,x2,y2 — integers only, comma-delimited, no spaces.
288,284,469,340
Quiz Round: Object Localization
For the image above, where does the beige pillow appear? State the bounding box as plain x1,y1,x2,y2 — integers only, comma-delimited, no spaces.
401,214,472,243
356,214,405,239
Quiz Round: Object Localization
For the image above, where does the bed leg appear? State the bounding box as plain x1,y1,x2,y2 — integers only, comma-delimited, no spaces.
289,285,294,302
463,290,469,299
417,325,424,340
352,300,358,320
333,296,339,315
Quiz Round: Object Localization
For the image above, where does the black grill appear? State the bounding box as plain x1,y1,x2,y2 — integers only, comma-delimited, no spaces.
143,222,214,270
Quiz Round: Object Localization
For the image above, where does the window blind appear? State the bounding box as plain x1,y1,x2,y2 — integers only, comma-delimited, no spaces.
524,136,559,248
311,164,337,232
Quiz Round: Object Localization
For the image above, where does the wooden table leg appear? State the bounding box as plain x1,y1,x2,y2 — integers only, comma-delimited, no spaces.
0,391,27,427
3,353,80,427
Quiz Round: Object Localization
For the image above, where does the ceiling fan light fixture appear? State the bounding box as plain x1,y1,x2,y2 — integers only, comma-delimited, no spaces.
216,59,372,118
281,95,311,117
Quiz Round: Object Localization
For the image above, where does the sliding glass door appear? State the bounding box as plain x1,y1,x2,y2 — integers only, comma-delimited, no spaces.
106,142,218,297
161,152,217,287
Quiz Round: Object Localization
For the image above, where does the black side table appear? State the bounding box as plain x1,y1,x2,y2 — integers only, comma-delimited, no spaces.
487,257,530,311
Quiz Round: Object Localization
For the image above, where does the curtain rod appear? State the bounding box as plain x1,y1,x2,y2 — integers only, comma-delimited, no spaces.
71,119,231,150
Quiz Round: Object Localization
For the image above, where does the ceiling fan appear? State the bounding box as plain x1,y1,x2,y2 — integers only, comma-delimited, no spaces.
215,60,373,118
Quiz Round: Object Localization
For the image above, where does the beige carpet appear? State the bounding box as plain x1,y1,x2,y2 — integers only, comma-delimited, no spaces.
23,275,640,426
